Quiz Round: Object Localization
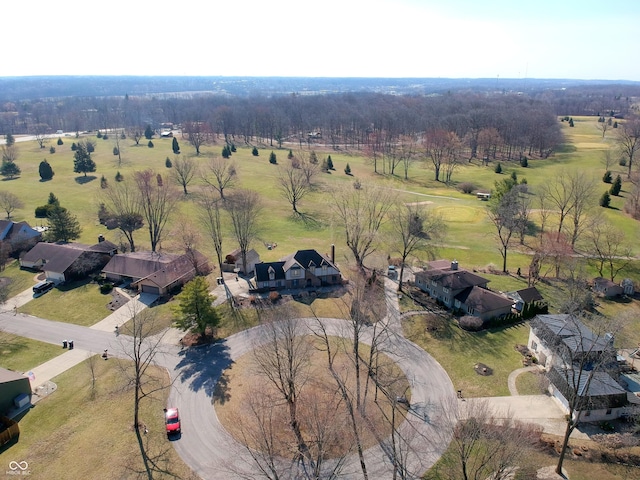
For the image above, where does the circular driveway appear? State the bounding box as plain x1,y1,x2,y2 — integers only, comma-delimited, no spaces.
166,316,456,479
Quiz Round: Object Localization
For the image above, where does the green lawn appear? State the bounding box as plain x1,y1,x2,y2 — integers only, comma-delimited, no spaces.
0,358,194,480
0,260,40,298
0,333,61,372
403,315,530,397
18,279,114,326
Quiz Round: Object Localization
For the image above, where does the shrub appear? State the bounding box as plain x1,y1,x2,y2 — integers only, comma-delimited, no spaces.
459,315,484,331
100,175,108,189
57,138,63,146
600,191,611,208
459,182,476,194
230,144,236,152
520,157,528,167
287,149,294,159
344,163,351,175
100,283,114,294
610,175,622,196
71,142,77,151
603,170,612,183
353,179,362,189
147,140,154,148
269,151,277,164
115,171,123,182
35,204,55,218
269,291,281,303
97,131,103,139
494,163,502,174
165,157,172,168
112,147,119,156
49,146,55,154
290,157,300,169
222,145,230,158
102,134,108,140
619,157,627,167
326,155,334,170
251,146,259,156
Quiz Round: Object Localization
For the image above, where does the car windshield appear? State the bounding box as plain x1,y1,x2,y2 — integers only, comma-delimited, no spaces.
166,416,179,424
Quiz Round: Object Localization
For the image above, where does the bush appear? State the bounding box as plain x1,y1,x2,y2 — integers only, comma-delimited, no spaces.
494,163,502,174
344,163,351,175
100,283,114,294
165,157,172,168
610,175,622,196
71,142,77,151
600,191,611,207
459,315,484,332
102,134,108,140
115,171,123,182
57,138,63,146
147,140,154,148
100,175,108,189
287,149,294,159
252,146,259,156
35,204,55,218
269,291,281,303
619,157,627,167
603,170,612,183
49,146,55,154
520,157,528,167
97,131,103,139
269,151,277,164
112,147,119,156
459,182,476,194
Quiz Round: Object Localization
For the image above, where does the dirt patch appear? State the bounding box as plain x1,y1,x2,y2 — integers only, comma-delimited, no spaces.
474,362,493,376
181,328,217,347
106,290,130,311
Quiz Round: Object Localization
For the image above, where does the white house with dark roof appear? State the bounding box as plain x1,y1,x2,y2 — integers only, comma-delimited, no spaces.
254,249,341,291
529,314,629,422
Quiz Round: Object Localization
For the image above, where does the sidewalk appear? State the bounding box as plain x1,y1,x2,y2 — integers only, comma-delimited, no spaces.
89,292,158,332
26,348,93,391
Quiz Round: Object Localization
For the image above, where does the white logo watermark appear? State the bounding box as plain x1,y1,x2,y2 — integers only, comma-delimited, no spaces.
6,461,30,476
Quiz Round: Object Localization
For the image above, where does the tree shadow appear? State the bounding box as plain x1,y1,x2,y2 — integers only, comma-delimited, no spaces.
176,341,232,399
74,175,97,184
0,177,20,181
292,211,322,230
38,178,53,183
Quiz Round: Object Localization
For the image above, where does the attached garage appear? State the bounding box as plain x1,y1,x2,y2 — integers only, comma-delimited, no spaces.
141,285,160,295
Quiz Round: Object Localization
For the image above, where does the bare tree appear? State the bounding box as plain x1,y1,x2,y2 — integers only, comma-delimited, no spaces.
198,189,225,279
134,170,180,253
529,313,624,475
118,306,171,480
583,218,632,281
602,149,616,172
390,201,446,291
171,156,197,195
567,172,597,248
596,116,611,138
33,123,48,149
128,127,144,146
423,129,459,182
427,398,541,480
100,178,144,252
201,155,237,200
1,144,18,163
225,189,262,274
539,170,576,238
277,163,313,214
333,184,395,270
624,172,640,219
616,117,640,178
0,191,23,219
487,186,526,273
183,121,208,155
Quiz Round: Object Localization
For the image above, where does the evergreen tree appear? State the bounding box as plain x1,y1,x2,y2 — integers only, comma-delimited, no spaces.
269,151,277,164
603,170,612,183
144,125,154,139
172,137,180,154
71,142,77,151
165,157,172,168
288,149,294,159
599,191,611,208
520,157,528,167
73,142,96,176
49,146,56,154
5,134,14,146
251,146,259,156
57,138,63,146
48,192,60,206
309,150,318,164
569,118,574,127
147,140,154,148
494,162,503,174
326,155,334,170
113,147,119,156
344,163,351,175
45,206,82,242
222,145,230,158
115,171,123,182
172,277,219,335
0,160,21,179
100,175,108,189
610,175,622,196
39,159,54,180
230,144,236,152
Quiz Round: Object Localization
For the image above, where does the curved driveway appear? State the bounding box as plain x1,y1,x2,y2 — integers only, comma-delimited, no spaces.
0,277,456,479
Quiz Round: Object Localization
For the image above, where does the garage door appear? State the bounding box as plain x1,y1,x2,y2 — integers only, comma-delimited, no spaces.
142,285,160,295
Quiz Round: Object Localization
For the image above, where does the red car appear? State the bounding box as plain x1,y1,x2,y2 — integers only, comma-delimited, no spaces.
164,408,181,436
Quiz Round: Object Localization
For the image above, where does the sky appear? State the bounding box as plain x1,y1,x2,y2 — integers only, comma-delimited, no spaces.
3,0,640,80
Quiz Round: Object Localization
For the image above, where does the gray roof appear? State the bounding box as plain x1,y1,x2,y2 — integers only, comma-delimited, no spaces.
0,368,28,384
415,268,488,291
568,368,626,397
102,252,181,280
255,261,286,282
454,286,513,313
22,241,116,274
531,314,611,354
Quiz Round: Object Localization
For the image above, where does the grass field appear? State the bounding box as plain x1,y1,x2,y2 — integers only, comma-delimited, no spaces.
0,358,195,480
0,332,61,372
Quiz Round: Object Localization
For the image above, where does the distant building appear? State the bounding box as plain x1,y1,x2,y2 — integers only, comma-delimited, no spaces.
593,277,624,298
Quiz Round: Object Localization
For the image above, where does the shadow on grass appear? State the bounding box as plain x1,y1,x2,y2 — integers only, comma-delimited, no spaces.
291,211,323,230
74,175,97,184
0,177,20,181
176,341,232,400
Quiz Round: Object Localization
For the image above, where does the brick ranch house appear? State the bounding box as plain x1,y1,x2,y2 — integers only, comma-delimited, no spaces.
102,250,209,296
414,260,513,321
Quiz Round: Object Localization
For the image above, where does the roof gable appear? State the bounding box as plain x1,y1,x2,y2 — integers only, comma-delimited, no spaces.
454,286,513,313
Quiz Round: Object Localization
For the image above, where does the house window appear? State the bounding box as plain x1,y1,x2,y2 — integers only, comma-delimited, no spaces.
606,408,612,415
454,300,461,309
444,297,449,304
431,280,437,287
467,306,474,315
291,268,301,277
443,287,449,294
268,267,275,281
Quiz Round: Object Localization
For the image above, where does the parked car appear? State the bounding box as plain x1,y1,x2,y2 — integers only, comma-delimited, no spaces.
387,265,397,278
164,408,181,436
33,280,55,297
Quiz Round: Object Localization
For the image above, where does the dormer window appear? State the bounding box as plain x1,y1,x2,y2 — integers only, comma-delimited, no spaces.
268,266,275,280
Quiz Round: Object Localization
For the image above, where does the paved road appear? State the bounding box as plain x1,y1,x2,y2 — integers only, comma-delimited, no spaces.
2,275,457,479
